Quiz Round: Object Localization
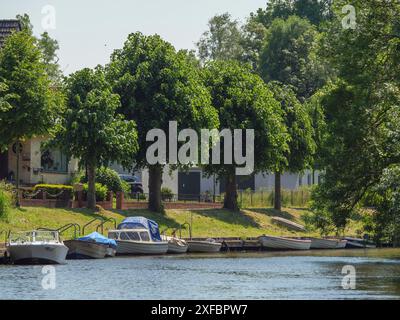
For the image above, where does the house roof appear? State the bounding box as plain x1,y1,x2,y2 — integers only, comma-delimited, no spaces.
0,19,22,48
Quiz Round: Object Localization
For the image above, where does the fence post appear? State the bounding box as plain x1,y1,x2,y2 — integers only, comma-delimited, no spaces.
116,192,124,210
250,191,253,207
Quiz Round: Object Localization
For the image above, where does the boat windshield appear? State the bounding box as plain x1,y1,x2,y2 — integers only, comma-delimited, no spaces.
9,231,59,243
139,231,150,241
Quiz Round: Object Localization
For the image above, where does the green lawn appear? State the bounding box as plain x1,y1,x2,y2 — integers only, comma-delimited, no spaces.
0,206,361,240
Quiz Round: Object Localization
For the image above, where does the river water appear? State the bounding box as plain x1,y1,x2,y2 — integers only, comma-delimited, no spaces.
1,249,400,300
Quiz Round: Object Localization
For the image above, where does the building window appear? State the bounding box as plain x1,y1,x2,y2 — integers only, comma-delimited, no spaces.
41,149,68,173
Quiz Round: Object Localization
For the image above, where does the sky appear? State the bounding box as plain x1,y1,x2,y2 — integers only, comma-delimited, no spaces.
2,0,268,74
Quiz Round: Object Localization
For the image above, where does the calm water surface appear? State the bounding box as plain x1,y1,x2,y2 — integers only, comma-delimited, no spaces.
1,249,400,300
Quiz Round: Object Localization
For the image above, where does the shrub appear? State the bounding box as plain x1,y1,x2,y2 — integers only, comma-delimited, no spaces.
80,167,129,194
33,184,73,200
83,183,108,201
161,187,174,201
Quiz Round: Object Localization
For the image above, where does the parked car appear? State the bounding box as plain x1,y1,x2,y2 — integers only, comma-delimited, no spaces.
119,174,144,194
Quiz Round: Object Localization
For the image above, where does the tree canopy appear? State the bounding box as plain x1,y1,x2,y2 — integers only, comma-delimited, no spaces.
310,0,400,231
50,67,138,209
0,30,58,150
259,15,327,101
107,32,219,212
203,61,288,211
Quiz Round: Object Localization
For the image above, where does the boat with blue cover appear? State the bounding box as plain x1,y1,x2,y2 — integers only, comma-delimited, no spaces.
64,232,117,259
108,217,168,255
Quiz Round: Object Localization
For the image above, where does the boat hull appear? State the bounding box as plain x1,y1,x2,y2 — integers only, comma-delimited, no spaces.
259,236,311,250
64,240,108,259
116,240,168,255
311,238,343,249
106,247,117,257
8,243,68,265
168,242,188,254
187,241,222,253
336,240,348,249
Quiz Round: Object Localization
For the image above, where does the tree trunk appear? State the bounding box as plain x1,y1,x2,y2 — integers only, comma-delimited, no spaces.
223,173,239,211
87,164,96,210
148,165,163,212
274,171,281,211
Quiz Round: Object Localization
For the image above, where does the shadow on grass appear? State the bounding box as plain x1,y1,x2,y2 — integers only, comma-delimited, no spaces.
190,208,261,228
247,208,296,221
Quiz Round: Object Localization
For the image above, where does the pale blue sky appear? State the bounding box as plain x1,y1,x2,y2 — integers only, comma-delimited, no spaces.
2,0,268,74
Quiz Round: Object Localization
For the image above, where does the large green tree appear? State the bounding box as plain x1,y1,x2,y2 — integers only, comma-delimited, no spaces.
311,0,400,232
242,0,333,69
17,14,62,82
203,61,288,211
268,82,315,211
50,67,138,209
0,30,58,150
107,32,219,212
196,13,245,64
259,15,327,101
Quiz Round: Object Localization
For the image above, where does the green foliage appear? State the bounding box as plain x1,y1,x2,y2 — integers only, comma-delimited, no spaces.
196,13,245,63
0,30,59,150
203,61,288,177
311,0,400,232
107,32,219,212
267,82,315,172
33,184,73,199
107,32,219,169
361,166,400,245
161,187,174,201
83,183,108,202
16,14,62,82
202,60,288,210
80,167,130,194
52,67,138,170
259,15,327,101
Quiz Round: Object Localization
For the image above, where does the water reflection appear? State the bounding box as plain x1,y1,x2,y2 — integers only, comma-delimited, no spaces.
1,249,400,300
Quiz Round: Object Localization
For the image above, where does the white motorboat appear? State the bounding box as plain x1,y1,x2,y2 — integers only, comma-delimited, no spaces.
259,235,311,250
64,232,116,259
7,230,68,265
187,238,222,253
162,235,188,254
310,238,347,249
108,217,168,255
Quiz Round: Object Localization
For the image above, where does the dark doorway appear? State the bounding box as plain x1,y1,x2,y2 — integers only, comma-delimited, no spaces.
0,151,8,180
178,171,201,201
219,175,255,193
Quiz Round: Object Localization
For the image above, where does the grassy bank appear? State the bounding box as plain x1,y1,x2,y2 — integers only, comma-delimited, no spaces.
0,206,360,239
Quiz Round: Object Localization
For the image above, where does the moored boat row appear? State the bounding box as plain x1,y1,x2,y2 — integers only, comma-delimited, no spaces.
2,216,378,265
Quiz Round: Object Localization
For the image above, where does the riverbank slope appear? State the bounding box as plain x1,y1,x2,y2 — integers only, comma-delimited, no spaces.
0,206,358,239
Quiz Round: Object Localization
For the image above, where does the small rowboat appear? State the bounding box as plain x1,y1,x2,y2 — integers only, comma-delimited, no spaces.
310,238,347,249
344,237,376,249
259,235,311,250
162,236,188,254
187,238,222,253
